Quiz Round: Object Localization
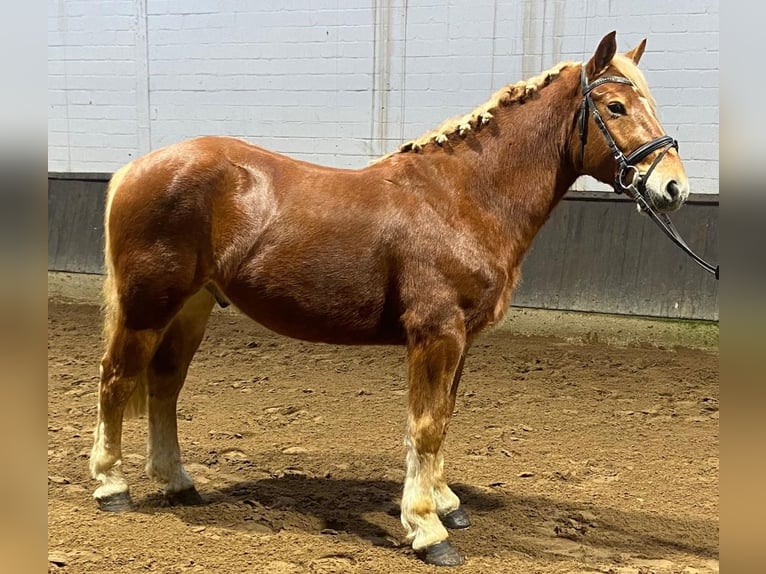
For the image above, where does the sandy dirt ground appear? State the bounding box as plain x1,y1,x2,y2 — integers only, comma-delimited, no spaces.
48,272,718,573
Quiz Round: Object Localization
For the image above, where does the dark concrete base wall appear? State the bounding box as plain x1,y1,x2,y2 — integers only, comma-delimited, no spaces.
512,193,718,321
48,173,719,321
48,173,108,274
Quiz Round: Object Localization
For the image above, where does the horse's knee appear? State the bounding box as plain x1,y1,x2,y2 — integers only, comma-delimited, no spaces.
405,315,466,389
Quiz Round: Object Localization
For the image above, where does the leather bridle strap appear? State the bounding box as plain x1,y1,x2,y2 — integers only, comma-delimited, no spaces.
578,71,634,168
634,194,720,279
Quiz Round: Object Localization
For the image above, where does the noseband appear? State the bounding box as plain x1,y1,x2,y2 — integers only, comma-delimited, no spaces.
577,66,718,279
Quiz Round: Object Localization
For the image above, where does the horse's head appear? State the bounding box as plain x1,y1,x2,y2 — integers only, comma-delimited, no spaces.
577,31,688,213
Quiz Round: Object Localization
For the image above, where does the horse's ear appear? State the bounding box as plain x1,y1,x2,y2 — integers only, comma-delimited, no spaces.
625,39,647,65
586,31,617,78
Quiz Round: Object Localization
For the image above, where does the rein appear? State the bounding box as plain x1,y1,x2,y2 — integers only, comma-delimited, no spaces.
578,67,719,279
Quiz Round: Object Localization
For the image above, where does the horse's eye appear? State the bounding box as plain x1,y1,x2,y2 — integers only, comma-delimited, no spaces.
607,102,626,115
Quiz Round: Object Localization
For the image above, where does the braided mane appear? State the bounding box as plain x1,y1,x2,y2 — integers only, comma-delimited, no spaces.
379,61,578,161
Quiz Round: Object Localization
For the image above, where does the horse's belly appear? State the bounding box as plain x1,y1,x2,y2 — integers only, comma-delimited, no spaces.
223,278,404,345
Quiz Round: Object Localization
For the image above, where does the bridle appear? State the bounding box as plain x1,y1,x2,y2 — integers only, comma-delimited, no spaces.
578,67,678,197
577,66,719,279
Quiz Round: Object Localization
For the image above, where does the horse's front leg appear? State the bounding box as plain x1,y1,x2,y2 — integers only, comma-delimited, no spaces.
433,352,471,530
401,317,466,566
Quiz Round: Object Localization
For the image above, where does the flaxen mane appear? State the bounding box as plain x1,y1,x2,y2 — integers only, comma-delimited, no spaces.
378,61,576,161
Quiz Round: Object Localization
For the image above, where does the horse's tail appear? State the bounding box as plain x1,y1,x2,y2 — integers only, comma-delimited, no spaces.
101,162,148,419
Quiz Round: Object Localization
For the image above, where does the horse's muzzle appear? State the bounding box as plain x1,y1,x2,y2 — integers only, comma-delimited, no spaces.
644,176,688,213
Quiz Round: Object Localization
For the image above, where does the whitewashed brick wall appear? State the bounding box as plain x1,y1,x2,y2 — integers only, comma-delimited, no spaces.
48,0,719,193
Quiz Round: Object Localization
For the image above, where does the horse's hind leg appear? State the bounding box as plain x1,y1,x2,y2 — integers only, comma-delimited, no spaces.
401,314,467,567
90,317,163,511
145,288,215,504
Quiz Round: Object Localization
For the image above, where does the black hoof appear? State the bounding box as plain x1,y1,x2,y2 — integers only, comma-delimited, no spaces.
441,506,471,530
166,486,204,506
418,540,465,567
97,491,134,513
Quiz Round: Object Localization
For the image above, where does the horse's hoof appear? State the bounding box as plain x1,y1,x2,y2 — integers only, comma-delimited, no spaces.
441,506,471,530
97,491,134,513
418,540,465,567
166,486,204,506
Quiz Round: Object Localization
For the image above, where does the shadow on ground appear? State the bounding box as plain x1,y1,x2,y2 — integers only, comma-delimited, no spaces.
135,475,718,563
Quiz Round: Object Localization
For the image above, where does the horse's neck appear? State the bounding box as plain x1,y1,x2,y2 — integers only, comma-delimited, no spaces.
410,66,582,265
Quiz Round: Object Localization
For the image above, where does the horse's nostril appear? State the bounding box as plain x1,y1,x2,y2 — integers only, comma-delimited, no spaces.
666,180,680,200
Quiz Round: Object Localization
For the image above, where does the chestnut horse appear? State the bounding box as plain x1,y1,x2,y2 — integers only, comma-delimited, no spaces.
90,32,689,566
